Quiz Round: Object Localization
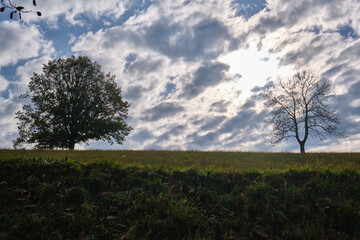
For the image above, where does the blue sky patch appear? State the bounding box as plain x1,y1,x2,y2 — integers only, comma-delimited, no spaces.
124,53,137,72
336,22,359,40
160,82,177,99
231,0,267,20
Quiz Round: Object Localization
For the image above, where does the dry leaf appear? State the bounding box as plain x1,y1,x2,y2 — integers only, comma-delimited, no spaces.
255,229,268,238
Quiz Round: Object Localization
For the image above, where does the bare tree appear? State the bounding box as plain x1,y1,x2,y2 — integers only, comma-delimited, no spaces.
263,69,345,153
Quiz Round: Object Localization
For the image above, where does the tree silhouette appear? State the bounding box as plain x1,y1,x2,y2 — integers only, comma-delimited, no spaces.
0,0,41,19
263,69,345,153
14,56,132,150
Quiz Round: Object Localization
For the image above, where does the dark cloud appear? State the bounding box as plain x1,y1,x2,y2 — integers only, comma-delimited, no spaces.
124,53,137,71
187,109,266,149
187,96,267,149
144,18,233,61
101,28,143,49
126,58,163,75
251,81,273,93
268,37,299,54
221,109,261,134
323,66,360,85
199,116,227,131
180,62,230,99
323,63,348,78
186,131,219,149
251,0,341,37
124,85,153,100
279,35,326,66
220,95,266,133
142,102,185,122
209,100,230,113
331,81,360,135
157,124,186,142
130,129,154,142
336,42,360,63
299,25,323,35
222,131,269,150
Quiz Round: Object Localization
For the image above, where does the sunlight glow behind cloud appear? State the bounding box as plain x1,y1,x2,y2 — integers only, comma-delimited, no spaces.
219,44,292,102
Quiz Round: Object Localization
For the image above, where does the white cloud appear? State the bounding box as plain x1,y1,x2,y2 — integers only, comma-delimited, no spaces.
18,0,128,25
0,75,9,92
0,21,52,67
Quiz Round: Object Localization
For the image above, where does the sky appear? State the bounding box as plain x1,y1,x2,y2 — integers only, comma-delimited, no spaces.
0,0,359,152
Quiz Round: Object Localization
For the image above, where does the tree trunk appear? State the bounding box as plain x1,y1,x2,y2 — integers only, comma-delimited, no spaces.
300,141,305,153
68,139,75,150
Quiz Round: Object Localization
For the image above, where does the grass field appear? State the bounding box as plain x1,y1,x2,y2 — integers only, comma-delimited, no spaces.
1,149,360,172
1,150,360,239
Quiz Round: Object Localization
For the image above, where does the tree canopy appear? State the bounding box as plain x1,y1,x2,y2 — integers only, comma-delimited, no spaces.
263,69,345,153
14,55,132,150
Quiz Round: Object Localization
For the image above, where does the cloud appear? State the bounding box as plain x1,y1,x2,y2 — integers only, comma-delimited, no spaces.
249,0,357,36
243,0,359,65
199,116,227,131
157,124,186,142
73,16,235,63
186,107,267,150
251,81,273,93
144,17,234,61
180,62,230,99
185,94,267,150
18,0,130,25
0,98,22,148
142,102,185,122
0,21,53,67
209,100,230,113
331,81,360,136
335,41,360,64
187,131,219,149
0,75,9,93
124,85,152,101
130,128,154,143
125,57,163,76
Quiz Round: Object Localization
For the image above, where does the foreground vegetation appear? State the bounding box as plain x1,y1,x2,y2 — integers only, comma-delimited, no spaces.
1,151,360,239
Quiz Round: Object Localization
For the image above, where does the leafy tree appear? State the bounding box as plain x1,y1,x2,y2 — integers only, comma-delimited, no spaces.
0,0,41,19
14,56,132,150
263,69,345,153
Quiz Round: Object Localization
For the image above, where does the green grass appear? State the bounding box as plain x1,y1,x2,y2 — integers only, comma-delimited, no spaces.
1,150,360,239
1,149,360,172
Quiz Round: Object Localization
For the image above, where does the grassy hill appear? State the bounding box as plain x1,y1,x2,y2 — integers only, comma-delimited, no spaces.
1,149,360,172
1,150,360,239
